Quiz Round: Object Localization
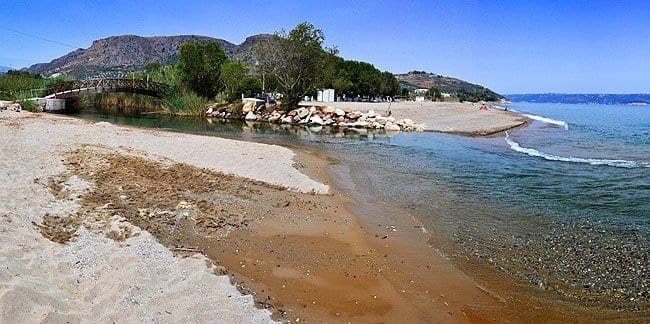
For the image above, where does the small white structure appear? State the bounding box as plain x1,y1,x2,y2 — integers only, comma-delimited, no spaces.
317,89,335,102
413,88,428,94
415,96,425,102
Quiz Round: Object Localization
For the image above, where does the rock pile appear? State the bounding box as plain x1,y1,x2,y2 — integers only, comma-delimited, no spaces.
206,104,425,132
0,101,22,112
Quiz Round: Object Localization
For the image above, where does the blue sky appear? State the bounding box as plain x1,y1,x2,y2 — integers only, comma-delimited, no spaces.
1,0,648,93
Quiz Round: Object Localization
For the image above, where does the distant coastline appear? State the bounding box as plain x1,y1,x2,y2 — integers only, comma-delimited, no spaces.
506,93,650,105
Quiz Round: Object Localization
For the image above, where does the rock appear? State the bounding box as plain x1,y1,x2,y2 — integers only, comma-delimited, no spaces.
297,107,309,119
348,111,362,119
372,122,384,129
375,116,388,125
298,112,312,124
387,116,396,123
367,109,377,118
343,107,353,113
397,118,415,127
287,110,297,117
309,126,323,133
321,106,336,114
357,114,368,122
351,121,369,128
206,107,213,115
309,106,317,113
9,103,21,112
385,122,400,131
281,116,294,124
268,113,282,123
324,118,335,126
242,101,256,113
334,108,345,116
310,115,324,125
244,111,257,121
293,115,302,122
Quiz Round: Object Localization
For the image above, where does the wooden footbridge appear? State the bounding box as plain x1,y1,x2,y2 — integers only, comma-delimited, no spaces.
44,78,168,99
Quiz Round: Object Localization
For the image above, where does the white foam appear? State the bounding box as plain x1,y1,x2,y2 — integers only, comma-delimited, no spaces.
504,132,649,168
522,113,569,130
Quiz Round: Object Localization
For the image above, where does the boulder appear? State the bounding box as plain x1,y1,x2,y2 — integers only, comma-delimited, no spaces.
298,112,312,124
281,116,294,124
351,121,369,128
244,111,257,121
309,106,317,113
297,107,309,119
367,109,377,118
397,118,415,127
321,106,336,114
334,108,345,116
385,122,400,131
310,115,324,125
9,103,21,112
348,111,362,119
206,107,213,115
242,101,256,113
375,116,388,125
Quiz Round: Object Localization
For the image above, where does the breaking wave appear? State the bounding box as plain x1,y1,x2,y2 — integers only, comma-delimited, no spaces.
505,132,649,168
521,113,569,130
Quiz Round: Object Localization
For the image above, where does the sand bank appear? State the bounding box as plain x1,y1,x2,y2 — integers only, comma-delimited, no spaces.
303,101,528,135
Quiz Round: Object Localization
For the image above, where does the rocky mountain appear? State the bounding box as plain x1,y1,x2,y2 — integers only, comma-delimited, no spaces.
26,34,273,78
396,71,504,101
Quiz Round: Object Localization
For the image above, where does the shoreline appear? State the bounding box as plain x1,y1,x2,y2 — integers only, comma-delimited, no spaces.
1,110,641,322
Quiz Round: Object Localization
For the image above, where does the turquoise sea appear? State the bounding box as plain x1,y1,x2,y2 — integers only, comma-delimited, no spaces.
75,102,649,312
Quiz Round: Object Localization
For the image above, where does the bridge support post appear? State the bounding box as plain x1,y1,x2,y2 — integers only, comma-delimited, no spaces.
45,99,66,112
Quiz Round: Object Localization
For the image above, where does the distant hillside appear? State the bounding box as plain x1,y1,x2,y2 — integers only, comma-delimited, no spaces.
0,66,10,73
507,93,650,105
396,71,504,101
26,34,273,78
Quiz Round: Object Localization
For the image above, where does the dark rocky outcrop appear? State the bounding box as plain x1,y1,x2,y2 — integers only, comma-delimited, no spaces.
26,34,273,77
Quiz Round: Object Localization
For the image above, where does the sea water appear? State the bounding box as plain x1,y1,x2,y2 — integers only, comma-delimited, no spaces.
75,102,649,311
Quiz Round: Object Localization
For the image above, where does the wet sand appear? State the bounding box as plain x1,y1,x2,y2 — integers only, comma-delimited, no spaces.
301,101,529,135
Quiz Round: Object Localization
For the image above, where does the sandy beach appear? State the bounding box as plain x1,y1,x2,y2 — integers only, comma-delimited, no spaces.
301,100,528,135
1,109,604,322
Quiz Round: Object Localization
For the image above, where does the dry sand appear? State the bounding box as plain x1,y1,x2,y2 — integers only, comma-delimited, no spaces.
302,101,528,135
0,111,308,323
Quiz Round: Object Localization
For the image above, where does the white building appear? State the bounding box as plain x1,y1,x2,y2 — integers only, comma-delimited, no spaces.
317,89,335,102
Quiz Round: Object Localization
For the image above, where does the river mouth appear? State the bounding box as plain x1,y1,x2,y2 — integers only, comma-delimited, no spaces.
70,105,649,319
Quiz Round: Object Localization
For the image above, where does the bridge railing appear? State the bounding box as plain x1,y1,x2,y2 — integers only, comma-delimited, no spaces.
44,78,169,99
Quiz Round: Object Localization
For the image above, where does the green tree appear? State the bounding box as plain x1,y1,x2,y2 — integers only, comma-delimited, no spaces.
255,22,326,110
144,61,162,75
380,71,400,97
239,76,262,98
178,41,228,98
220,61,247,101
428,87,442,101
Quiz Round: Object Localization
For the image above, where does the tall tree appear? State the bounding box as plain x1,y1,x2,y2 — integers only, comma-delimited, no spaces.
255,22,325,110
178,41,228,98
220,61,247,101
